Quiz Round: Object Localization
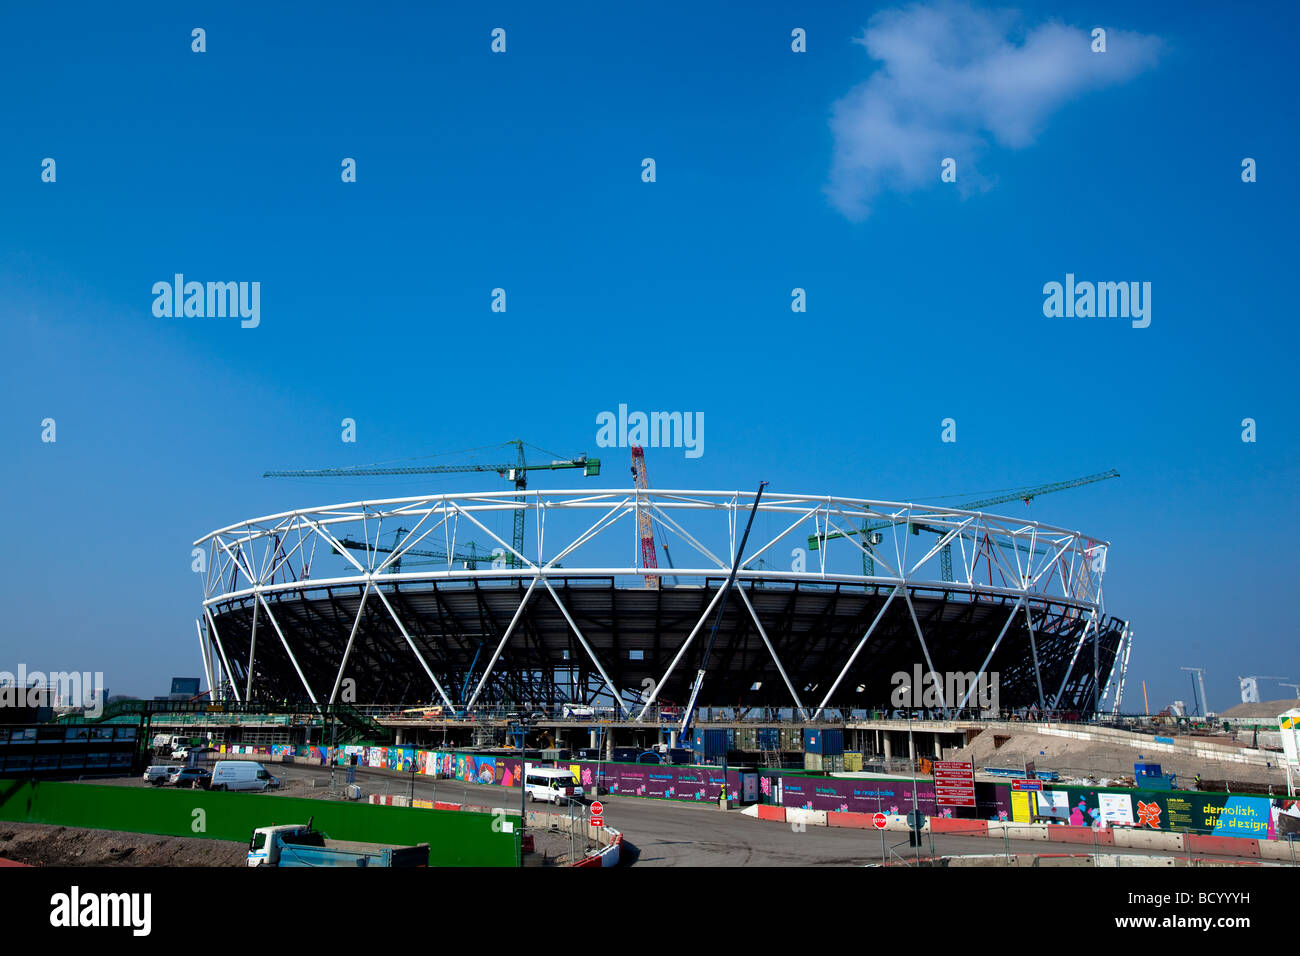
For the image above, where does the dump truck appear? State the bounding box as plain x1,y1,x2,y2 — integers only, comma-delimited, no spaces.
247,819,429,867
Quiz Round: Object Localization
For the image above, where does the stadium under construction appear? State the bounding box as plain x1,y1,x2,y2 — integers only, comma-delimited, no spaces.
192,487,1133,738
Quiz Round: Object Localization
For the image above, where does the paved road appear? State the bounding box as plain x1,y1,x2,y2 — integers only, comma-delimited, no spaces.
258,763,1277,867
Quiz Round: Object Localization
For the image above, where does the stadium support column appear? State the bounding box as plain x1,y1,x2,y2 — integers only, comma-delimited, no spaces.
465,576,540,711
330,581,371,704
737,585,807,720
883,734,892,761
246,599,260,701
196,619,214,696
813,585,900,720
204,607,240,703
635,582,729,721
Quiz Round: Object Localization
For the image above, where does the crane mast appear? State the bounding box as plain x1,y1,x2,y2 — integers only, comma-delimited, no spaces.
630,445,659,589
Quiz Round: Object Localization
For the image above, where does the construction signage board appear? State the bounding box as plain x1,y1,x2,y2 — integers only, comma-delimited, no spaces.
1012,779,1043,792
933,760,976,807
1281,710,1300,766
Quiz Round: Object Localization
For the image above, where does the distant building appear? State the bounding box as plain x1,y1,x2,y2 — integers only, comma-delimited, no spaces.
169,677,201,701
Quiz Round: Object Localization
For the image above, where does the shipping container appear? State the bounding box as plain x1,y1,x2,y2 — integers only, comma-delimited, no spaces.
736,728,758,751
757,727,780,749
843,751,863,772
693,728,731,757
802,728,844,755
612,747,638,763
668,748,692,765
779,727,802,751
804,752,845,772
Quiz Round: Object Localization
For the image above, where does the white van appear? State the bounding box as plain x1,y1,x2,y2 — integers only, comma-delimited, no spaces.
210,760,279,792
142,765,181,785
524,767,584,805
561,703,594,719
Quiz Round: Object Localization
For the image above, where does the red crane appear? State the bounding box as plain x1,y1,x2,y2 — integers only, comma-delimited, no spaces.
630,445,660,589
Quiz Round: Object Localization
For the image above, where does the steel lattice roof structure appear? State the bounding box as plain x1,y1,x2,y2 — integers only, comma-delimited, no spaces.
193,489,1131,717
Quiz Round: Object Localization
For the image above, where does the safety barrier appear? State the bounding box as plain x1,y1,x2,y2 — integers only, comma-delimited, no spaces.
743,803,1286,863
1185,834,1260,858
1112,827,1184,851
827,811,873,829
785,807,828,827
524,808,622,867
939,852,1281,868
929,818,989,836
1047,826,1115,846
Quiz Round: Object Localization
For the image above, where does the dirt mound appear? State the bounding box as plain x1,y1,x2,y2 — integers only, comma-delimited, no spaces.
0,823,246,867
949,728,1288,789
1221,699,1298,719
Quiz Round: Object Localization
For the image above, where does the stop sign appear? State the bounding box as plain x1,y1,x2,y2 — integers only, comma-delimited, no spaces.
591,801,604,816
873,812,887,830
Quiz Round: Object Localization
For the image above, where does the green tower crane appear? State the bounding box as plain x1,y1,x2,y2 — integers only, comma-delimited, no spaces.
809,469,1120,581
265,440,600,567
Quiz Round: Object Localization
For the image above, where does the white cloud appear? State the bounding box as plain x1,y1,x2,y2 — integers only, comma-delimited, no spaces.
826,2,1162,219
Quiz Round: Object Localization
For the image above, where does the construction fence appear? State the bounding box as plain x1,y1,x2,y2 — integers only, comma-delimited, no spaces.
0,778,518,866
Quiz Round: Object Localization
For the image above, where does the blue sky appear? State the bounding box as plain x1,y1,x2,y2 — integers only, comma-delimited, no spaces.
1,1,1296,711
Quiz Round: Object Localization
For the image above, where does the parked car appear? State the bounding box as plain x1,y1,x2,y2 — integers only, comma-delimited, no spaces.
210,760,279,792
170,747,191,761
167,767,212,788
142,765,182,786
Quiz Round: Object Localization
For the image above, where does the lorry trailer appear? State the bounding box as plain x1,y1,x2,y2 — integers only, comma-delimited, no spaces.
248,821,429,867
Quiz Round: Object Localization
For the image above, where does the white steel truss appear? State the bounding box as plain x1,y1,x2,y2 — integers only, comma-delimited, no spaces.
195,488,1122,714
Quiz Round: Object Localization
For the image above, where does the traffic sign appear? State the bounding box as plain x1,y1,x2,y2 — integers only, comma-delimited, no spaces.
590,800,605,828
873,812,887,830
906,810,927,829
933,759,976,807
1011,779,1042,792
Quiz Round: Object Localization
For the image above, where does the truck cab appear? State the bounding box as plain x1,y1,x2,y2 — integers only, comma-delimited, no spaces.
249,825,315,867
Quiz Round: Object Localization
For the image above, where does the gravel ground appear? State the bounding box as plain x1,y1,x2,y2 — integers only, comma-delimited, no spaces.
0,822,246,867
